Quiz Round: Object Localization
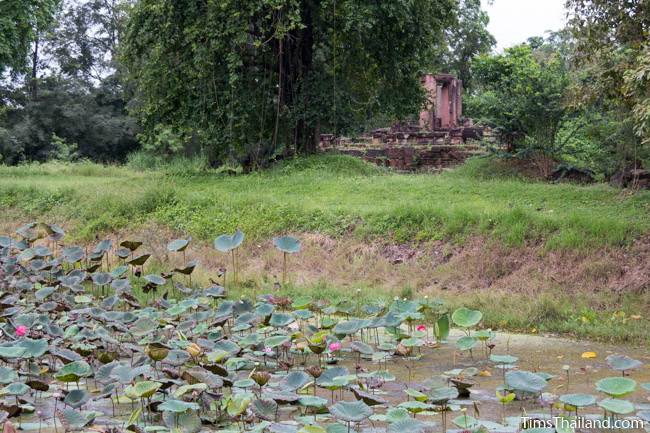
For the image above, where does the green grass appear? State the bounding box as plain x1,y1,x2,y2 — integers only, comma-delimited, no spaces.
1,154,649,248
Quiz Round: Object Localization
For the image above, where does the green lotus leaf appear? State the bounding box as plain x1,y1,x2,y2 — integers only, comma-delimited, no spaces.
605,354,642,372
451,307,482,328
281,371,311,391
131,381,161,398
428,387,458,405
167,238,190,252
0,346,26,359
404,388,428,402
298,396,328,408
130,317,158,336
158,399,200,413
234,378,256,388
598,398,635,414
397,400,432,413
505,371,547,394
273,236,301,253
452,414,480,429
91,272,111,286
250,398,278,421
55,360,93,382
264,335,289,349
388,419,427,433
64,389,91,409
173,383,207,398
385,407,410,423
269,312,294,328
0,367,18,384
490,354,518,364
434,314,450,341
474,329,496,341
455,335,478,351
214,230,245,252
162,409,201,433
227,393,253,417
333,320,362,336
144,274,166,285
595,377,636,397
1,382,31,396
559,393,596,408
400,337,424,348
329,400,373,422
350,341,374,354
16,338,48,358
35,286,56,300
57,408,97,430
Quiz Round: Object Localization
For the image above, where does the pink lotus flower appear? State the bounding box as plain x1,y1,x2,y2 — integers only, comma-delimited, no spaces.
15,326,27,337
416,325,426,332
329,342,342,352
263,347,273,354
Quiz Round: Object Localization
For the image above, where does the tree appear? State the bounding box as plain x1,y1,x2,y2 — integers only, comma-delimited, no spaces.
122,0,456,168
466,42,570,176
565,0,650,166
0,0,59,74
442,0,495,89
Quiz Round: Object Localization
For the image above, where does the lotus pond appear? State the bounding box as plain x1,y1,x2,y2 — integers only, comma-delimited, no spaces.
0,223,649,433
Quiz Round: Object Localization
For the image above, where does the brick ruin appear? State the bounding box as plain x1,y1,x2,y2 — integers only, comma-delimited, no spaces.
320,73,489,171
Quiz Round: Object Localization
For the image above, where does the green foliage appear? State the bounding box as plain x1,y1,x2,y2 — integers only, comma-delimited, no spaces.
467,43,569,156
0,0,60,73
122,0,455,166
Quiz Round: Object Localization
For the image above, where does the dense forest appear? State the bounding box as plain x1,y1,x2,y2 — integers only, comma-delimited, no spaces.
1,0,649,179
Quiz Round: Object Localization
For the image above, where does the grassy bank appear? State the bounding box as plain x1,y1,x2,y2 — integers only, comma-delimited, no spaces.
1,155,649,249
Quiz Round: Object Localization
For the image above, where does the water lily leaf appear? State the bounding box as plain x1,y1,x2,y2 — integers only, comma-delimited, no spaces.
385,407,410,423
434,314,450,341
251,398,278,421
173,383,207,398
329,400,373,422
451,307,482,328
55,360,93,382
559,394,596,408
333,320,362,336
505,371,547,394
350,341,373,355
91,272,111,286
265,335,290,349
214,230,245,252
0,346,26,359
35,286,56,300
158,399,200,413
595,377,636,397
404,388,428,402
16,338,48,358
167,238,190,252
273,236,301,253
598,398,635,414
606,354,642,372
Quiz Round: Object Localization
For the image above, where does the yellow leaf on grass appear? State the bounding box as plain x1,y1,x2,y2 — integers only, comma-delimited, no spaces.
581,351,597,359
631,315,642,320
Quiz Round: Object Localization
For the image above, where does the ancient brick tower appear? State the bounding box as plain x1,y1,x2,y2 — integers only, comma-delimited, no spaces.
419,74,463,130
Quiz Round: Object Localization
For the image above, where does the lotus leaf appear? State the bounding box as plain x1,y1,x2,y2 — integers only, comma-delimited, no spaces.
595,377,636,397
158,399,200,413
273,236,301,253
167,238,190,252
162,410,201,433
559,393,596,408
329,400,373,422
269,313,295,328
214,230,245,252
55,360,92,382
64,389,91,409
227,393,253,417
606,354,642,372
455,335,478,351
505,371,547,394
451,307,482,327
598,398,635,414
251,398,278,421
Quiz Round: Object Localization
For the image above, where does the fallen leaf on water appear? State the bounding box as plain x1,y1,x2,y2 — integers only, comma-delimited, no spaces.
479,370,492,377
581,351,597,359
